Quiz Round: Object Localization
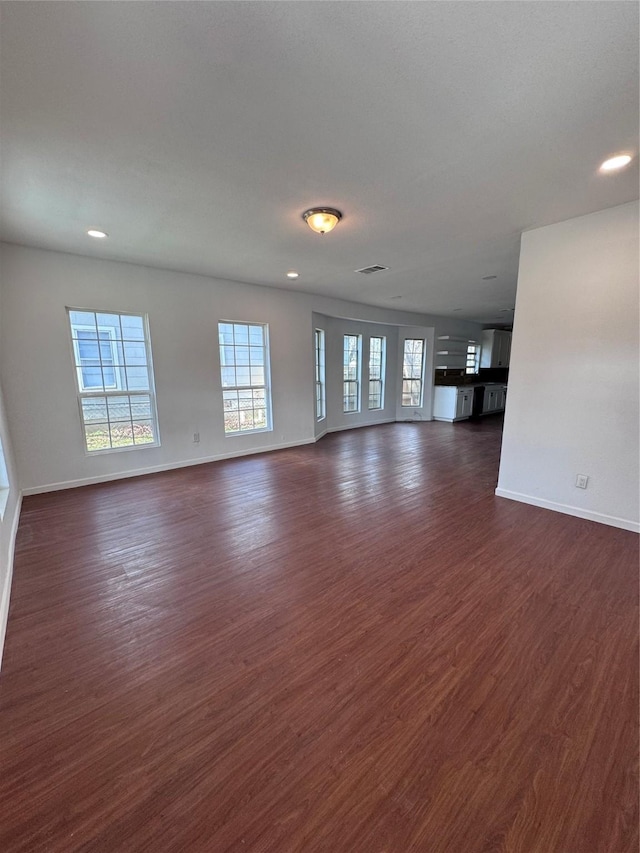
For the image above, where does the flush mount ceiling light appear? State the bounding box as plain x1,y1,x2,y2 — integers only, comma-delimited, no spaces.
87,229,108,239
599,154,632,172
286,270,299,279
302,207,342,235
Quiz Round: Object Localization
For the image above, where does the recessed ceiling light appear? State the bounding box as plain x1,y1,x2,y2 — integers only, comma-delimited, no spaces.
599,154,632,172
286,271,299,279
481,275,497,281
87,229,108,239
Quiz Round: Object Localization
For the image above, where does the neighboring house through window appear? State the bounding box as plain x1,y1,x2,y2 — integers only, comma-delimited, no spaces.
219,322,272,435
68,309,159,452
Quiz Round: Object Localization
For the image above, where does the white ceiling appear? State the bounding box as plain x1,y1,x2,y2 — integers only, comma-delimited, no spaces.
1,1,638,324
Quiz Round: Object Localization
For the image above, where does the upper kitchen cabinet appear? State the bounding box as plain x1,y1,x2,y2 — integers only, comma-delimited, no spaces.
480,329,511,369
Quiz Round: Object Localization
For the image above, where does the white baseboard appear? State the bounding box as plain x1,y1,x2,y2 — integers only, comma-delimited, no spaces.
0,491,23,670
22,437,317,496
327,418,396,434
495,487,639,533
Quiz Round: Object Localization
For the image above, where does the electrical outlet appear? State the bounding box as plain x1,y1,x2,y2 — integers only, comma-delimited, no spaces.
193,432,200,444
575,474,589,489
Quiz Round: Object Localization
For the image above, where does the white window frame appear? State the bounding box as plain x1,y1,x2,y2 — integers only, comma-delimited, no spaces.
368,336,386,410
401,338,426,408
219,321,272,436
67,308,160,454
0,436,9,520
315,328,326,421
343,334,362,413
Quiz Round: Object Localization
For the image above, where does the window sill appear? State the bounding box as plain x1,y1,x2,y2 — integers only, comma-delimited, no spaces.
85,441,161,456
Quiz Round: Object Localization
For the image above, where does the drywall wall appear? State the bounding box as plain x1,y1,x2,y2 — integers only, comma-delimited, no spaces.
313,313,400,436
0,277,22,667
0,244,483,493
497,201,639,532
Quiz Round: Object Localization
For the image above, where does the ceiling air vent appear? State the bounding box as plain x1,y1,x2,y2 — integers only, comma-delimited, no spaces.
355,264,389,275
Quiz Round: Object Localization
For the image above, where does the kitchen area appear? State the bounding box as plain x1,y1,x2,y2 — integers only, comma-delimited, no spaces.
432,329,511,422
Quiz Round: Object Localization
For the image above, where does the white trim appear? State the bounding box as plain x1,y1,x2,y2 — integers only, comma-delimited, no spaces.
495,488,639,534
327,418,396,434
21,438,317,496
0,491,23,670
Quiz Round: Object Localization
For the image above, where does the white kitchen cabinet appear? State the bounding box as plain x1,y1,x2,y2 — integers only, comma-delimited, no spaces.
482,384,507,414
480,329,511,368
433,386,474,422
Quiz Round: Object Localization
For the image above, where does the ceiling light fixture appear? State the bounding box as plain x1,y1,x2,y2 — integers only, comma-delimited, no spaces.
87,229,108,239
286,271,299,279
599,154,632,172
302,207,342,235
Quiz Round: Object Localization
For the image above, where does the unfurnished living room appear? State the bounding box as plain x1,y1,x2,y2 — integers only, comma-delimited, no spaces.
0,2,638,852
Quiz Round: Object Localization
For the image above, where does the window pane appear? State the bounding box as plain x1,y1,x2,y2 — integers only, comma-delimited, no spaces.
218,322,271,434
235,346,250,365
81,397,107,422
249,325,264,345
109,423,135,449
123,340,148,365
221,366,236,387
250,366,264,385
131,395,152,420
132,420,156,445
69,311,97,334
402,340,424,405
79,366,104,390
120,315,145,341
234,325,249,345
69,309,158,452
235,366,251,386
125,366,150,390
96,314,122,337
84,423,111,452
107,396,132,423
315,329,326,420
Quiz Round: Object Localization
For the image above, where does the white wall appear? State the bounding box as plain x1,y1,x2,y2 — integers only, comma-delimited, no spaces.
0,243,483,494
497,201,639,532
0,272,22,667
313,313,399,435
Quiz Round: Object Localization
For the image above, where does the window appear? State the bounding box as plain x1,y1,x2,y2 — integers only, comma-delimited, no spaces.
368,336,385,409
0,435,9,520
219,322,271,435
315,329,326,421
402,338,425,407
343,334,361,413
466,341,480,374
68,309,159,452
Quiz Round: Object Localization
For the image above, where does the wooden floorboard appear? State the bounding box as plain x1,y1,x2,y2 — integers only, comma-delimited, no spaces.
0,418,637,852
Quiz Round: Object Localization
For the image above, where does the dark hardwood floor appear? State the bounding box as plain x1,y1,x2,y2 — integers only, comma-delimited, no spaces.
0,418,637,852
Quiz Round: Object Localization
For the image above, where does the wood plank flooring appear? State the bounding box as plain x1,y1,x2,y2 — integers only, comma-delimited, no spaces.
0,418,637,852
